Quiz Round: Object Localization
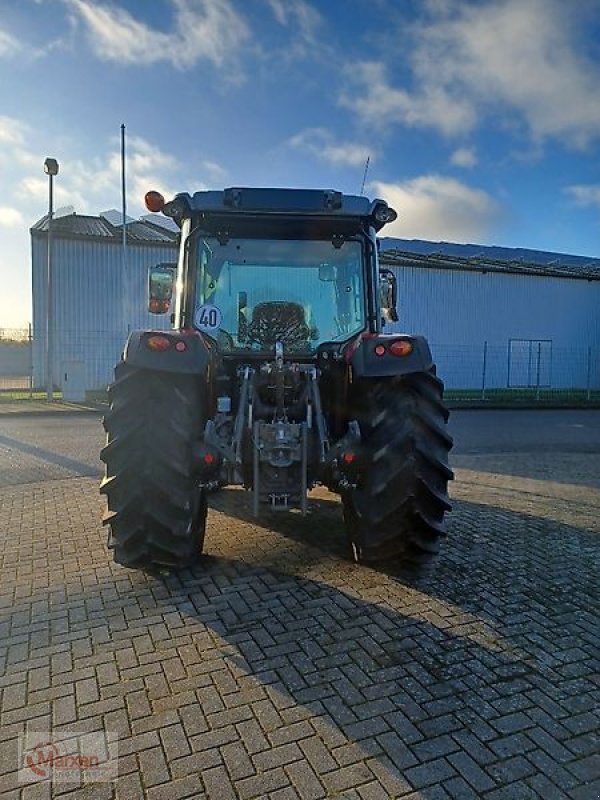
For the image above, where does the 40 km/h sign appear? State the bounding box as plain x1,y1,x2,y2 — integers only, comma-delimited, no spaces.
194,304,223,333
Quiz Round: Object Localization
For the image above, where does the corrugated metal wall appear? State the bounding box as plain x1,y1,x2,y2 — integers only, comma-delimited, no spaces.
32,236,176,390
384,266,600,390
31,233,600,392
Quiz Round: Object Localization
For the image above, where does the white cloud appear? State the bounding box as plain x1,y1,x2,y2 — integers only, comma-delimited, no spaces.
341,61,475,137
0,30,20,58
370,175,502,242
450,147,477,168
0,207,24,227
0,115,29,146
266,0,321,42
16,135,185,217
343,0,600,147
201,160,227,184
0,113,184,221
565,184,600,208
289,128,372,168
67,0,250,71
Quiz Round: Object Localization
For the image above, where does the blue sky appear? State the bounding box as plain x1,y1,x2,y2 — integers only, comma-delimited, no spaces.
1,0,600,327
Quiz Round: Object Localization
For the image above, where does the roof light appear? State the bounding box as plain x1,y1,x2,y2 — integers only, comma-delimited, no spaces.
373,204,398,224
146,335,171,351
389,339,413,357
162,197,190,219
145,191,165,213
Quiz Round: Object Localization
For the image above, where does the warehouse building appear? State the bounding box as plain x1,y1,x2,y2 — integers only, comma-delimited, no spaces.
30,214,600,395
380,241,600,392
30,211,178,396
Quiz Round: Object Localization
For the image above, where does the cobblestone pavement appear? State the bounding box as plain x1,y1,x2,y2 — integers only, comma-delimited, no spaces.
0,417,599,798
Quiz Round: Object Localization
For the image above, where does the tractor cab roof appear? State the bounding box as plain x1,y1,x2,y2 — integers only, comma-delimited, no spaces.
159,187,397,234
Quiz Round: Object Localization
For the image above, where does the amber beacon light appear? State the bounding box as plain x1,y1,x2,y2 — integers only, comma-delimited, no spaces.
144,190,165,213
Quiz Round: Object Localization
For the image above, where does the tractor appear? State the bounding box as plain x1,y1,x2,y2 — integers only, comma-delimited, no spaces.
100,187,453,570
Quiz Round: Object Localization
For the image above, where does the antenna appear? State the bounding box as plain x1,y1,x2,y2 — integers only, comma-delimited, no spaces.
360,156,370,196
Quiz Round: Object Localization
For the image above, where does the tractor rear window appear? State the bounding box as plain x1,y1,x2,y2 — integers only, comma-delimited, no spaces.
192,237,366,354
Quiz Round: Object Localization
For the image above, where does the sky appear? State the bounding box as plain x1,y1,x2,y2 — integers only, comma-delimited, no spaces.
1,0,600,327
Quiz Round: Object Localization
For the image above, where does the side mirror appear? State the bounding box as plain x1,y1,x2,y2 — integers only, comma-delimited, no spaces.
318,264,336,282
379,269,399,324
148,264,176,314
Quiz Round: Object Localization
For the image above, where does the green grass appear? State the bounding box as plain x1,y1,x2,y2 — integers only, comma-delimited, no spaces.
446,388,600,404
0,389,63,402
0,389,108,404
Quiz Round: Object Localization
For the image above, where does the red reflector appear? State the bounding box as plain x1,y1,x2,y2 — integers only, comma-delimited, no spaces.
175,341,187,352
341,452,356,464
389,340,413,357
374,344,386,357
144,190,165,213
146,335,171,351
203,453,216,465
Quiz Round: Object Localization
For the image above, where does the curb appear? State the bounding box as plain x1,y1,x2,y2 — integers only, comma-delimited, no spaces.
0,403,107,418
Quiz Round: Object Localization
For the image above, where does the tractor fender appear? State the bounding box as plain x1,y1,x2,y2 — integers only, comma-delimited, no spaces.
350,334,434,378
123,330,212,375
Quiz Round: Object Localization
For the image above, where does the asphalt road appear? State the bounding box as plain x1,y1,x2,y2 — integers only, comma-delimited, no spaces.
0,408,599,489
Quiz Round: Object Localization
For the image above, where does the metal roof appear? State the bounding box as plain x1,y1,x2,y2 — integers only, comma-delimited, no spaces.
31,213,178,244
380,241,600,282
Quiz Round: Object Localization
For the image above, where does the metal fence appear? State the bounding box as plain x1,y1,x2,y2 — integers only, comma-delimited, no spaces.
2,327,599,404
0,327,33,393
433,341,600,403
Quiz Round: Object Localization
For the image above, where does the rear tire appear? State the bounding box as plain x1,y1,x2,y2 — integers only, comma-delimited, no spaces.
100,362,206,570
343,370,453,562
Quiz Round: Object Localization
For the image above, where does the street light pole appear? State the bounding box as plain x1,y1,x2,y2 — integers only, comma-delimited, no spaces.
44,157,59,402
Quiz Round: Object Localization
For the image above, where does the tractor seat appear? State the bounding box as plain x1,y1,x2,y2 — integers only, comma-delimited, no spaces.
247,301,311,350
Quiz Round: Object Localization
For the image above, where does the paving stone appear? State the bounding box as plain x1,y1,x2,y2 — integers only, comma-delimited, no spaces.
285,759,326,800
567,754,600,783
488,755,537,784
443,776,481,799
0,431,599,800
137,745,170,788
404,757,456,789
568,779,600,800
447,750,497,793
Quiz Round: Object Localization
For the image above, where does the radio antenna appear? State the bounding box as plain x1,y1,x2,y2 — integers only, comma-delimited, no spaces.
360,156,370,196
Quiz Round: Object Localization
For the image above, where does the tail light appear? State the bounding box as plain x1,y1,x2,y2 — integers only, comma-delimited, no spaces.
146,335,171,351
389,339,413,357
192,443,222,477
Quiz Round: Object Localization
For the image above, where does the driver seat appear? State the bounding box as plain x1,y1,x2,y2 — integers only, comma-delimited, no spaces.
247,301,311,349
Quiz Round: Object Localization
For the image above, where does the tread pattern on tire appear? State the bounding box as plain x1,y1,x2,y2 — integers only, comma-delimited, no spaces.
343,370,454,561
100,362,206,569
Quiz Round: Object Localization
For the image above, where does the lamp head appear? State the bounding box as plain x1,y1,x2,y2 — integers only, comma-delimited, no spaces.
44,158,59,176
